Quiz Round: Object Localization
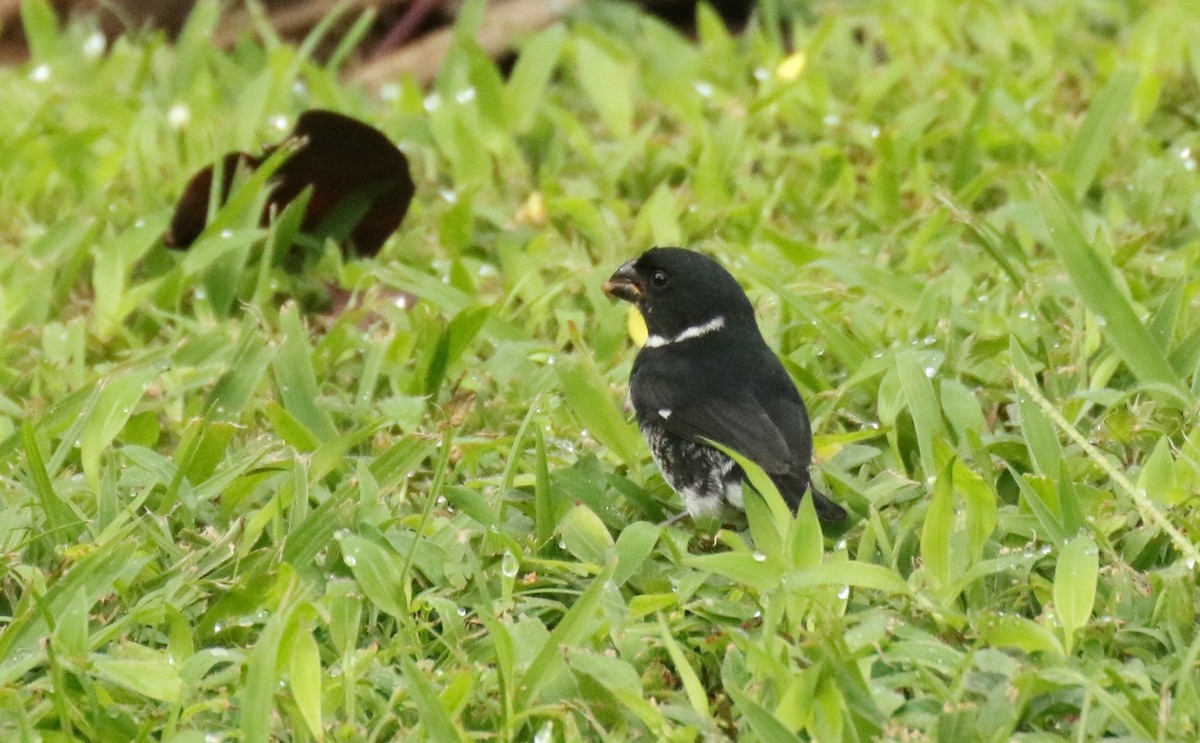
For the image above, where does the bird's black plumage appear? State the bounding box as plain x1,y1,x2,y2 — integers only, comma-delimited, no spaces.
603,247,846,524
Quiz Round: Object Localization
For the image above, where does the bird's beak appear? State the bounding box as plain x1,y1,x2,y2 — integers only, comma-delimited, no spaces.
603,260,642,302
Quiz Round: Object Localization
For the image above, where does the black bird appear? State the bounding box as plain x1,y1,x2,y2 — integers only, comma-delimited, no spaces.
603,247,847,524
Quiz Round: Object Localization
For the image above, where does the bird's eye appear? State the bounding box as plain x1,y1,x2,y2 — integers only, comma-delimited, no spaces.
650,270,669,288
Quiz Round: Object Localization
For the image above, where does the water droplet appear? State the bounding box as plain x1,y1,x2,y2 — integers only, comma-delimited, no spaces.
454,86,476,104
343,554,358,567
219,229,234,239
167,103,190,129
333,529,349,541
924,366,938,378
501,551,520,578
837,585,850,600
292,80,308,96
270,114,289,131
380,83,400,101
869,125,880,139
423,92,442,111
752,67,769,81
835,539,847,550
440,189,458,204
822,113,841,127
212,623,224,633
82,32,106,59
752,551,767,562
29,63,51,82
456,606,467,617
1187,558,1196,570
693,80,714,97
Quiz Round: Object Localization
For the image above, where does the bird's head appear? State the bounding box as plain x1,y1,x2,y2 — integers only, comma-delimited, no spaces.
603,247,757,343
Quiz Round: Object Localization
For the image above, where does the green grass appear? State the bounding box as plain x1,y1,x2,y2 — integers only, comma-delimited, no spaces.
2,0,1200,739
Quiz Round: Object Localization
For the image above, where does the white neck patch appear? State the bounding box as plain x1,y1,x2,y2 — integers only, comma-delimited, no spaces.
644,315,725,348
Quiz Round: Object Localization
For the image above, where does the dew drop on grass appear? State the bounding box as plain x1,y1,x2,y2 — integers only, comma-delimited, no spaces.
211,623,224,634
835,539,847,551
440,189,458,204
292,80,308,96
270,115,289,131
501,551,519,578
693,80,714,97
82,32,106,59
167,103,190,129
343,554,357,567
456,606,467,617
838,585,850,600
1187,558,1196,570
423,93,442,111
30,64,50,82
1180,148,1196,171
752,551,767,562
455,86,477,104
333,529,349,541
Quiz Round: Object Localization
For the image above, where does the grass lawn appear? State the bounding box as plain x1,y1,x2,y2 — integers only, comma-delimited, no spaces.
3,0,1200,739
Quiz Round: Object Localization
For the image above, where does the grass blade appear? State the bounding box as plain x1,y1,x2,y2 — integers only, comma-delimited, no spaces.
1061,70,1138,198
1037,179,1183,393
1054,534,1098,654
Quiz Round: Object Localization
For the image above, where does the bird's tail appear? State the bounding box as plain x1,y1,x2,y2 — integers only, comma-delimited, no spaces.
806,485,847,525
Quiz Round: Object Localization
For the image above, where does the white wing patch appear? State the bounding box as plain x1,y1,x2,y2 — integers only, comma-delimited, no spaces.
658,408,672,420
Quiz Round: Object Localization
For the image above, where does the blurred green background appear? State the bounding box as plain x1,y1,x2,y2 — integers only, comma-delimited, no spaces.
1,0,1199,740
